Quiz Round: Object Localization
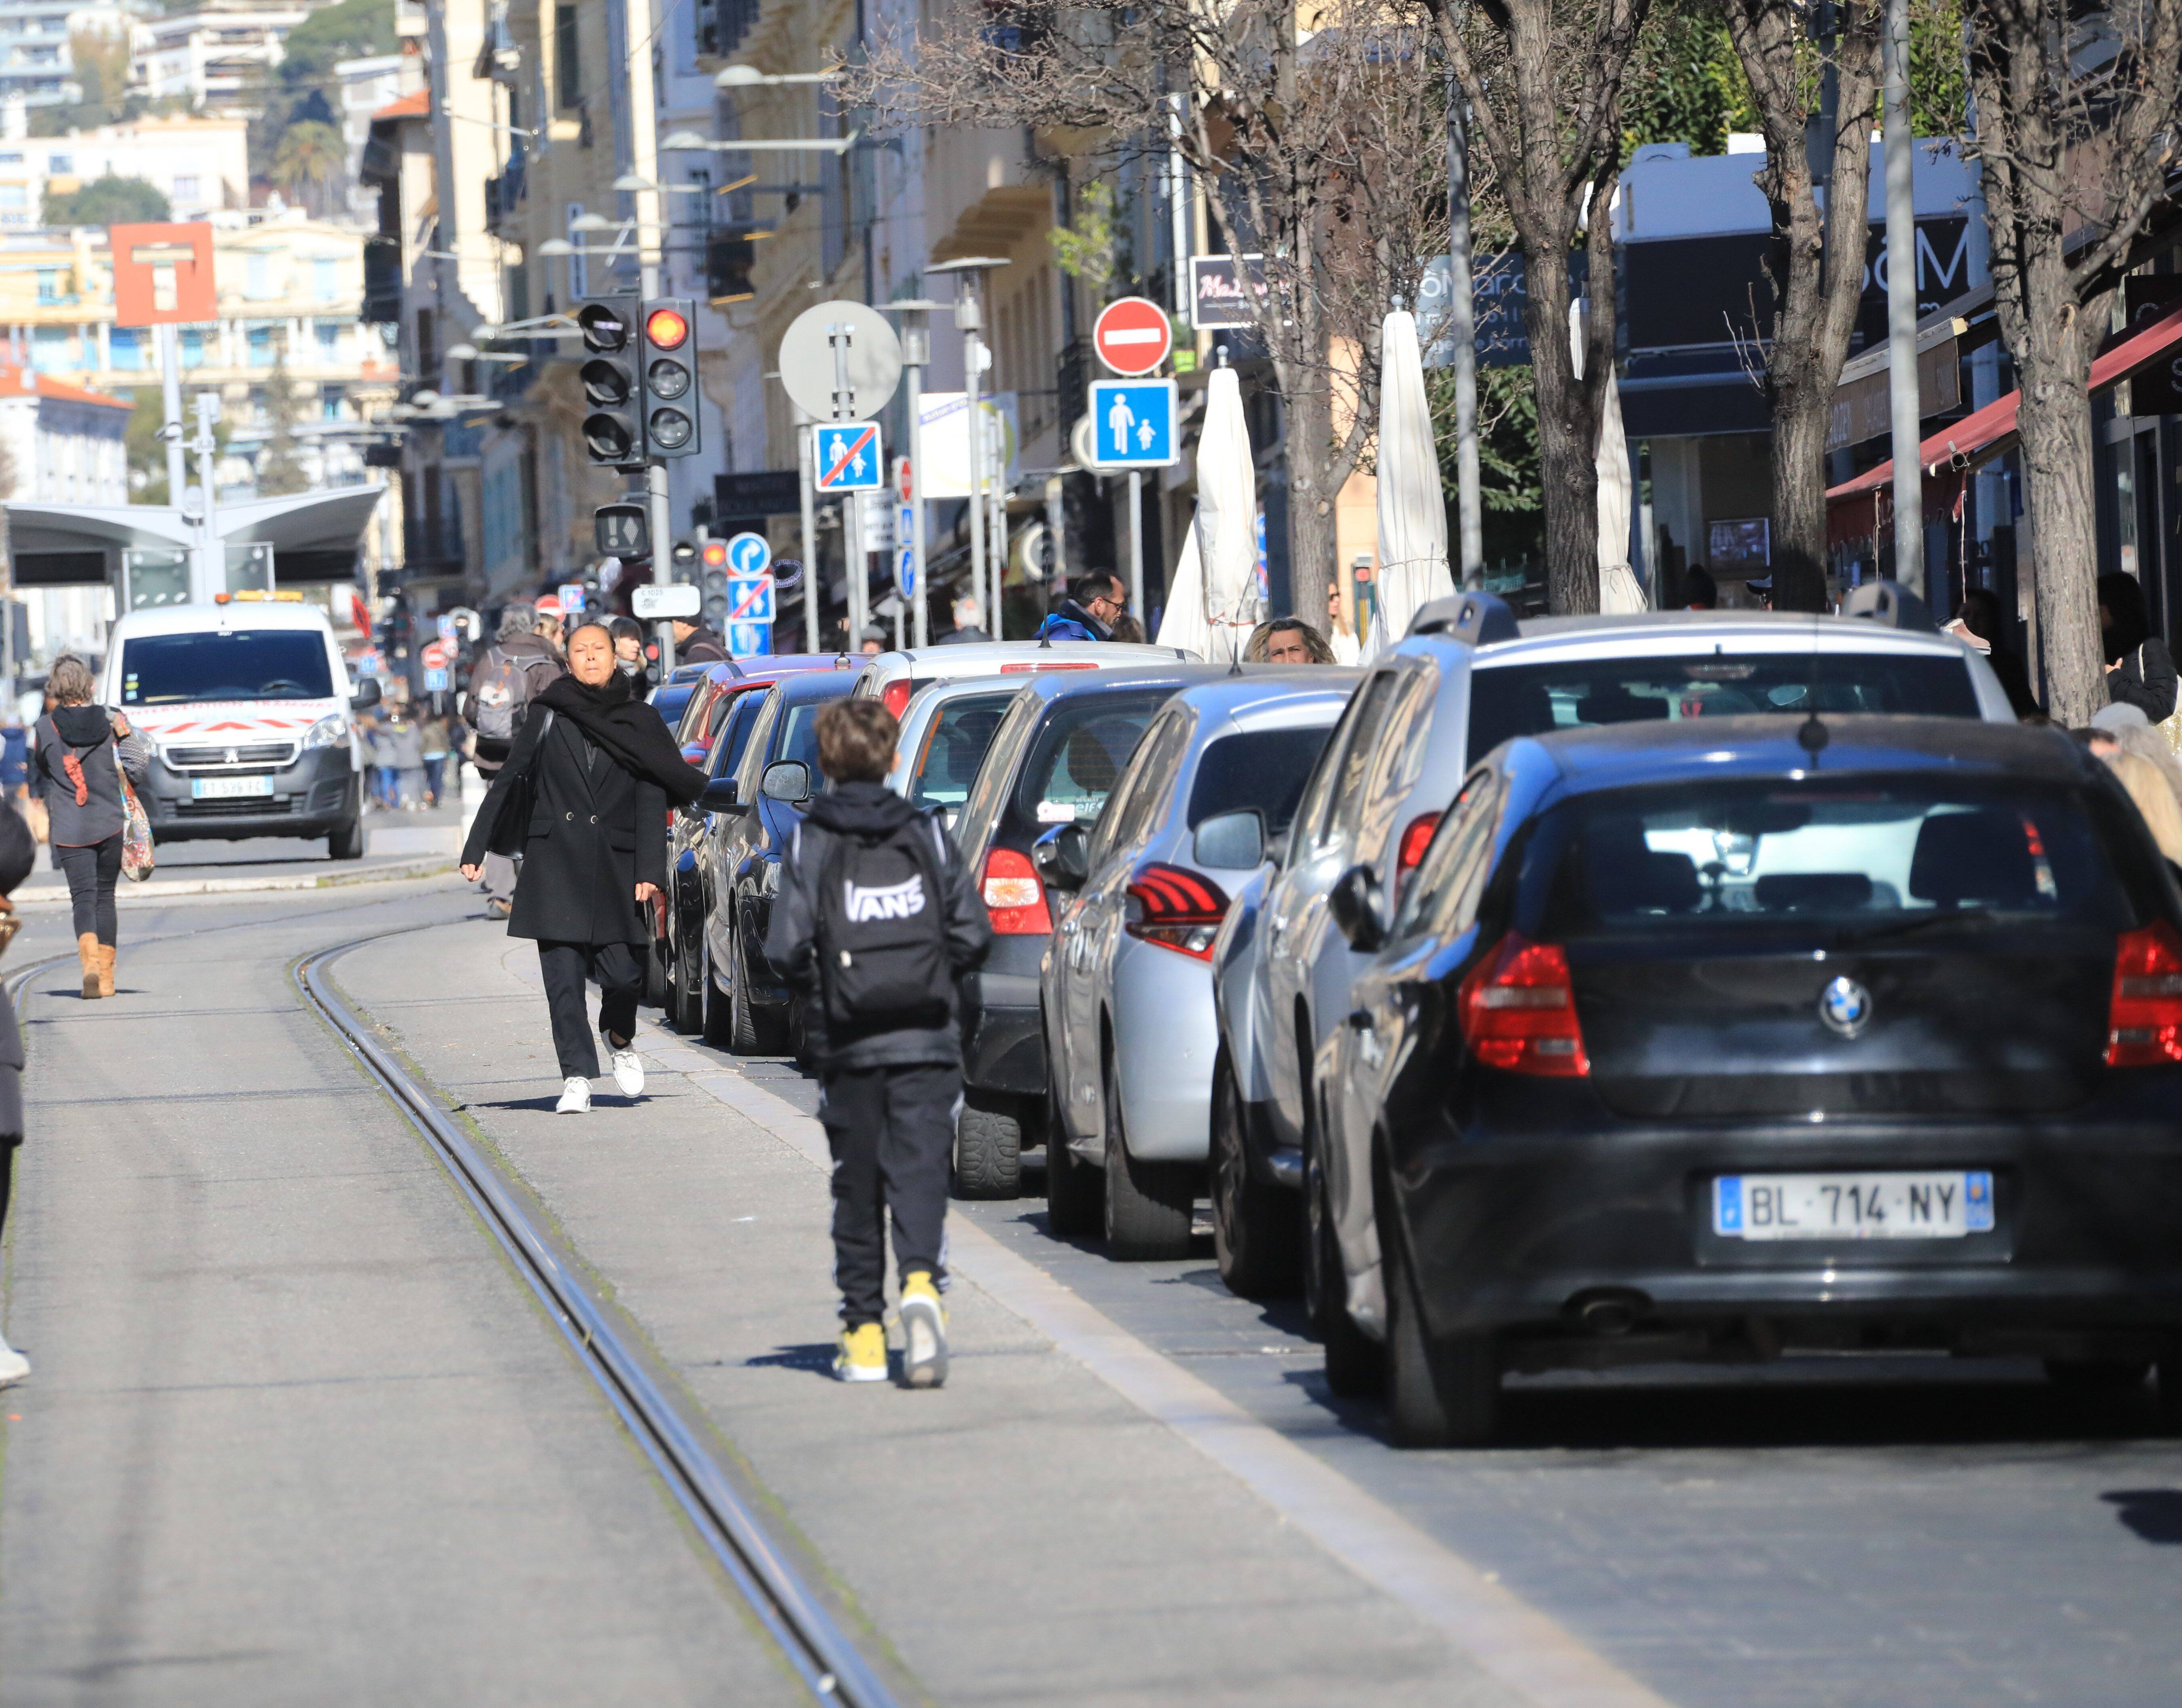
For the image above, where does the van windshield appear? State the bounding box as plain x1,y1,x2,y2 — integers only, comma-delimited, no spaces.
120,630,334,706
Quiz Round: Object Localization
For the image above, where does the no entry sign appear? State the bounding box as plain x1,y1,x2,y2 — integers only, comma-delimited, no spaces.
1093,297,1173,376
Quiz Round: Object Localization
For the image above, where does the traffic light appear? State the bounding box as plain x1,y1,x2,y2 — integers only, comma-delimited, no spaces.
670,538,698,581
577,296,642,467
639,299,700,459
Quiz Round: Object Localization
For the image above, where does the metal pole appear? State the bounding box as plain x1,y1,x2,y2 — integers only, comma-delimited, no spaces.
193,392,221,603
1882,0,1924,596
797,414,820,651
623,0,673,636
829,322,863,643
1127,469,1144,618
990,469,1006,640
1446,87,1483,588
158,321,185,502
902,318,929,648
960,281,986,652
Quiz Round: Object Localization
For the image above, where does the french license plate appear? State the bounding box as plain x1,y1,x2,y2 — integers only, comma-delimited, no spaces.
191,775,274,799
1713,1171,1995,1240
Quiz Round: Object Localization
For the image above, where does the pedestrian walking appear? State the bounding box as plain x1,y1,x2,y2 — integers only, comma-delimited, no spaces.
461,605,568,918
764,697,992,1388
670,613,729,664
389,709,426,809
1242,617,1337,663
0,795,36,1384
366,713,398,809
458,621,706,1114
936,594,990,645
607,616,654,691
31,654,152,1000
1035,572,1126,643
418,709,452,807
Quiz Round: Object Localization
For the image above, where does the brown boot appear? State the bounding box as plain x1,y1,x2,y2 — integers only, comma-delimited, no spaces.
76,932,100,1000
95,943,115,998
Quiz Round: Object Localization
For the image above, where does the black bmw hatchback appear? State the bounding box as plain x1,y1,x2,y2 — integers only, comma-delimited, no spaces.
1321,715,2182,1445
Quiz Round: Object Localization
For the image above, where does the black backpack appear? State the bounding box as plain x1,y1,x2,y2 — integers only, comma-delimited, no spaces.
812,814,952,1033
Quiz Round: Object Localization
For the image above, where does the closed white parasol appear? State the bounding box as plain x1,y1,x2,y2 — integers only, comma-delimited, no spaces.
1364,307,1454,657
1156,364,1260,662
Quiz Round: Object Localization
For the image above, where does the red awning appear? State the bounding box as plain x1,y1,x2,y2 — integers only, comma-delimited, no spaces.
1826,301,2182,545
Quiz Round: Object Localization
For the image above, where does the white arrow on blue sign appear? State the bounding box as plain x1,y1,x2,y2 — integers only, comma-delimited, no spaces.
724,531,771,576
897,504,916,596
1087,379,1179,468
814,421,886,492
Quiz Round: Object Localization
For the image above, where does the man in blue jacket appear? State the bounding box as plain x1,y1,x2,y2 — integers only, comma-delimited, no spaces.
1034,572,1127,643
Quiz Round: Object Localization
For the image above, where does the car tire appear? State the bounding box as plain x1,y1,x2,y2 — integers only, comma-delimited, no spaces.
668,935,705,1032
1305,1091,1383,1397
701,937,735,1049
1044,1078,1101,1236
1103,1052,1195,1260
726,929,763,1054
1384,1200,1499,1448
954,1092,1023,1199
327,815,364,860
645,934,671,1009
1211,1045,1302,1298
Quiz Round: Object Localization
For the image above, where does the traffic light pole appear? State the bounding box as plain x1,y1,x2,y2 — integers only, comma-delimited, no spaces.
620,0,675,653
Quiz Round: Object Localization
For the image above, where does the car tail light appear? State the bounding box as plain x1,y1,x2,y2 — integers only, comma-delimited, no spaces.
882,679,913,719
1124,862,1230,960
981,847,1052,934
1397,812,1440,874
1458,932,1590,1076
2107,920,2182,1066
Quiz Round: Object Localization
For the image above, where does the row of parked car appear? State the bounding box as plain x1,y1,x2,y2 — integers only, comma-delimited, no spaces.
643,587,2182,1446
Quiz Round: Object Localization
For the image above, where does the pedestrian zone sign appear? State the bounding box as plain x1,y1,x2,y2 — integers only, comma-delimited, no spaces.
1088,380,1178,468
814,421,885,492
724,532,771,576
726,574,776,626
727,621,771,659
897,504,916,595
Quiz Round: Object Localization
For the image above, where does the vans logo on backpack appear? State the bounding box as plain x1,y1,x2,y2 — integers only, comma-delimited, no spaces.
843,873,927,922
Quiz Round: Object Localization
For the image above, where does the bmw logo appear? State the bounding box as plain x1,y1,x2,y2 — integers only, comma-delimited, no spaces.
1818,975,1872,1038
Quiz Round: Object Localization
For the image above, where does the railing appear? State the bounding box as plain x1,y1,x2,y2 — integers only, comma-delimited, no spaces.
483,150,526,232
401,517,466,572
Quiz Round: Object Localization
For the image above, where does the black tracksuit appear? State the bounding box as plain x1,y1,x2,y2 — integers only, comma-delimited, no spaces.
766,782,991,1326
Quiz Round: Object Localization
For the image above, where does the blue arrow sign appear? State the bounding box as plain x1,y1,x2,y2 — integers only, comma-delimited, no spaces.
724,531,771,575
897,504,916,595
1088,380,1179,468
814,421,886,492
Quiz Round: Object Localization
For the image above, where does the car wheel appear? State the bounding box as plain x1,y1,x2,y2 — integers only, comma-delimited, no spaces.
668,932,704,1032
1044,1076,1101,1236
645,933,671,1009
1384,1195,1499,1448
327,815,364,860
954,1091,1024,1199
701,937,735,1048
1304,1091,1383,1397
1211,1045,1302,1298
726,928,762,1054
1103,1051,1195,1260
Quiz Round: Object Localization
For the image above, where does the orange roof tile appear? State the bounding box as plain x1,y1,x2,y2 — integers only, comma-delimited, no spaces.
373,89,429,121
0,365,131,409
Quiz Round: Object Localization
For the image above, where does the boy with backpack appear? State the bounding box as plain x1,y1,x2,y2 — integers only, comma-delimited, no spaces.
765,698,992,1387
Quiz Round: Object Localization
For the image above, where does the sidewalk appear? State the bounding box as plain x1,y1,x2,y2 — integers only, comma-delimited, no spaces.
333,916,1520,1708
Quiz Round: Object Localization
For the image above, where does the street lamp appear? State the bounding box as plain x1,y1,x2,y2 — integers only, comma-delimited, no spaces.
714,64,840,87
928,257,1011,638
881,298,950,647
659,128,861,155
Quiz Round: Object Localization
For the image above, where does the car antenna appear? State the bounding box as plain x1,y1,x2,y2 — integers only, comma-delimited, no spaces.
1797,610,1828,767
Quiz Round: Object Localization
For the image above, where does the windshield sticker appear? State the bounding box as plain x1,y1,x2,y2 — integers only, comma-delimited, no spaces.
1036,800,1079,823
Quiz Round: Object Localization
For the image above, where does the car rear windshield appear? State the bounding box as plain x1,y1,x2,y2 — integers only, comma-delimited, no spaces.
1187,725,1338,833
119,630,333,706
909,691,1017,813
1014,691,1171,832
1469,653,1978,760
1531,777,2130,937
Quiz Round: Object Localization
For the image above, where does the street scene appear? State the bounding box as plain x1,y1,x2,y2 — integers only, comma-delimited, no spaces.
2,0,2182,1693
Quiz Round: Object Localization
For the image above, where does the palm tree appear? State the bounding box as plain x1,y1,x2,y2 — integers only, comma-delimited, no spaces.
272,122,346,218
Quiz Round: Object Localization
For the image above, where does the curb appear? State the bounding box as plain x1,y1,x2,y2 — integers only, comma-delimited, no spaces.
14,857,458,905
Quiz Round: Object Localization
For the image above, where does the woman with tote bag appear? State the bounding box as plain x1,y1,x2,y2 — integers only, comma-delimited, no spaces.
31,655,153,999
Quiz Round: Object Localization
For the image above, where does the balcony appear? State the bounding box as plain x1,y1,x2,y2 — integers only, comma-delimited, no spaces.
401,516,465,574
483,148,526,234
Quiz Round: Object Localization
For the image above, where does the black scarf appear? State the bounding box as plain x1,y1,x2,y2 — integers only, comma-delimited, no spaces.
535,671,707,805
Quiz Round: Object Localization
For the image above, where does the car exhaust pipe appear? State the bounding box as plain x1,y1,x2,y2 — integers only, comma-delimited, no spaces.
1571,1291,1647,1337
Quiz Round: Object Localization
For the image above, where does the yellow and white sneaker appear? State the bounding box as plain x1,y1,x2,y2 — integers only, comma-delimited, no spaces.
900,1270,948,1389
833,1322,888,1383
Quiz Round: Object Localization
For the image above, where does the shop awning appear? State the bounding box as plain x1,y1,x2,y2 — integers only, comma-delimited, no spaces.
1826,302,2182,545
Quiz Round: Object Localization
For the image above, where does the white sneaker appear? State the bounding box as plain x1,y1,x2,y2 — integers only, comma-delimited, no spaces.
556,1076,592,1114
0,1332,30,1387
608,1043,644,1098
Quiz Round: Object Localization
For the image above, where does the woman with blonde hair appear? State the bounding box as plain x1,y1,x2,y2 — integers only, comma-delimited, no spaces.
31,655,151,999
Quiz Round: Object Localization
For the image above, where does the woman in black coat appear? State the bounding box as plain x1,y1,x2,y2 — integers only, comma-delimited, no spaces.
461,622,706,1113
2101,572,2179,723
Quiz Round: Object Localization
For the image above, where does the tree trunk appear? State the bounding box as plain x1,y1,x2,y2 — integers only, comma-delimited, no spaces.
1769,378,1835,612
1521,246,1599,615
2017,363,2107,723
1284,380,1335,629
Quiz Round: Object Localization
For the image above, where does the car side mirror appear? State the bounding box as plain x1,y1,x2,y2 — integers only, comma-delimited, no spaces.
1192,807,1265,870
760,759,812,804
1328,862,1387,953
1032,822,1090,890
350,676,382,712
697,776,742,815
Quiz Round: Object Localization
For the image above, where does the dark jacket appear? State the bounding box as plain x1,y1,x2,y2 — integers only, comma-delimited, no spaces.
2108,638,2179,724
0,799,34,1143
460,704,667,945
936,625,992,646
460,631,566,771
1985,641,2038,719
1034,600,1112,644
764,781,991,1069
678,625,730,664
32,707,151,848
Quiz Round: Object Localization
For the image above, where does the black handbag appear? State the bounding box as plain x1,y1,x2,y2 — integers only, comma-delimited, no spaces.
479,708,553,858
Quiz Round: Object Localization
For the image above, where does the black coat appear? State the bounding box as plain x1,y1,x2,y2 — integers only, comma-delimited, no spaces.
2109,638,2179,724
462,706,667,945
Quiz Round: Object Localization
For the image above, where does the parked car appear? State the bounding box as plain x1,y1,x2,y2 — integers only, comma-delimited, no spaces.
696,669,859,1051
852,639,1195,721
1213,585,2022,1380
1315,714,2182,1446
649,661,719,739
1035,671,1358,1258
673,654,855,764
950,663,1232,1195
884,676,1028,829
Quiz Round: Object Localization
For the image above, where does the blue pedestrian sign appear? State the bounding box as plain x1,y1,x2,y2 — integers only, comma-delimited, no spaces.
814,421,886,492
725,574,775,626
1088,380,1179,468
724,531,771,576
897,504,916,595
727,621,771,659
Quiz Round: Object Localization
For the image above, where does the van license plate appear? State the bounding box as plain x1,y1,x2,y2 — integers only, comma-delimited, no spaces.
191,776,273,799
1713,1172,1994,1240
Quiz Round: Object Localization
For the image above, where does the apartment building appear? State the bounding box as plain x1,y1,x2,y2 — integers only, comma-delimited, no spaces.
0,1,129,111
0,112,249,229
132,1,310,111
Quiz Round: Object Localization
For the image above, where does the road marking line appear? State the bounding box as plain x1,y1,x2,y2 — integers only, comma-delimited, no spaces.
620,1015,1676,1708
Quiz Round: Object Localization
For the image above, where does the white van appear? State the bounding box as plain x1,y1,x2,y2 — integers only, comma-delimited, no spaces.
98,594,380,858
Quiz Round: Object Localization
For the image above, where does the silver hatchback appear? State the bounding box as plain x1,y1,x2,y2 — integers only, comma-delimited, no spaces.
1035,670,1358,1258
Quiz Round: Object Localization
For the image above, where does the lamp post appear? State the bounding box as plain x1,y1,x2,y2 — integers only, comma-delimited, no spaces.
928,258,1010,638
1881,0,1923,595
883,300,948,648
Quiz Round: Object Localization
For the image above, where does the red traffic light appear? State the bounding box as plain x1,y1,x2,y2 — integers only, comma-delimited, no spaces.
645,307,690,350
701,540,727,568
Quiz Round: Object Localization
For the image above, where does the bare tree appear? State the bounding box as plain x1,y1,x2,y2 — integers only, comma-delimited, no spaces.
1717,0,1881,612
1966,0,2182,722
1414,0,1652,613
860,0,1457,623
